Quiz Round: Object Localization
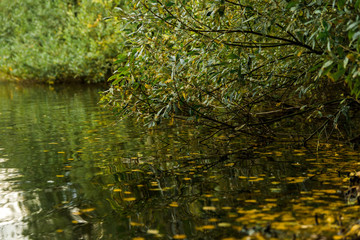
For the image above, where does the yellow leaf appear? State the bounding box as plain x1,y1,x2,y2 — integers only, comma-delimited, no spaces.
165,79,172,83
224,163,235,167
218,222,232,227
56,175,64,178
173,234,186,239
346,224,360,236
81,208,95,213
169,202,179,207
265,198,278,202
147,229,159,234
130,222,144,226
124,197,136,201
203,206,216,211
202,225,215,230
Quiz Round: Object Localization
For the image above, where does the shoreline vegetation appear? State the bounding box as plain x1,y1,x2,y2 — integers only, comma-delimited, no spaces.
0,0,123,84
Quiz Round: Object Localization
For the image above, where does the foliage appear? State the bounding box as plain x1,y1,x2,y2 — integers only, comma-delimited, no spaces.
102,0,360,140
0,0,123,83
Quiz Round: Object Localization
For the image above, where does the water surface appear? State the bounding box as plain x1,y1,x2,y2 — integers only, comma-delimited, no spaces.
0,81,359,239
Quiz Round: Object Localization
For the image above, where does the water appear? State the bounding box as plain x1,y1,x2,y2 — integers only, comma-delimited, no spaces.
0,80,360,239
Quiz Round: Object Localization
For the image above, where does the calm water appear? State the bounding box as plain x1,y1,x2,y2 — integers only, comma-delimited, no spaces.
0,80,360,240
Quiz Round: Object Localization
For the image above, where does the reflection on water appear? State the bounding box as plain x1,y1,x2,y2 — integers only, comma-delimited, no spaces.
0,80,360,239
0,156,29,240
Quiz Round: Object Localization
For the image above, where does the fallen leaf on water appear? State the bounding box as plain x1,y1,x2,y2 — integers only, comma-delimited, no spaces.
203,206,216,211
169,202,179,207
124,197,136,201
81,208,95,213
173,234,186,239
346,224,360,236
130,222,144,227
198,225,215,230
218,222,231,227
147,229,159,234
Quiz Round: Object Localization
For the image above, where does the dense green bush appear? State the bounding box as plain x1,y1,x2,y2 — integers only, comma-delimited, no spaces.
0,0,122,83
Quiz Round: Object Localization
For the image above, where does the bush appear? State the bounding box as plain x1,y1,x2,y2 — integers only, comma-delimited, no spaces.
0,0,123,83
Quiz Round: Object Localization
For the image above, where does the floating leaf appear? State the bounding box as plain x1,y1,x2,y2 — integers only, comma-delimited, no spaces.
218,222,231,227
147,229,159,234
202,225,215,230
81,208,95,213
203,206,216,211
130,222,144,226
173,234,186,239
169,202,179,207
124,197,136,201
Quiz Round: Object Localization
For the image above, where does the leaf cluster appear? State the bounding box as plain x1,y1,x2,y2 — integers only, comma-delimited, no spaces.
103,0,360,139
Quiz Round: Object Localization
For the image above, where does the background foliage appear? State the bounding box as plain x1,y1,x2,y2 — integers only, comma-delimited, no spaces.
0,0,123,83
102,0,360,141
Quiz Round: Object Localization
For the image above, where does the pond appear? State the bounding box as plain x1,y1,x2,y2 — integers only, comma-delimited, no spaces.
0,80,359,240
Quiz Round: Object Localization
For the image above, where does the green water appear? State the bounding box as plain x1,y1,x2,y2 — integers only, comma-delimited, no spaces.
0,81,360,240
